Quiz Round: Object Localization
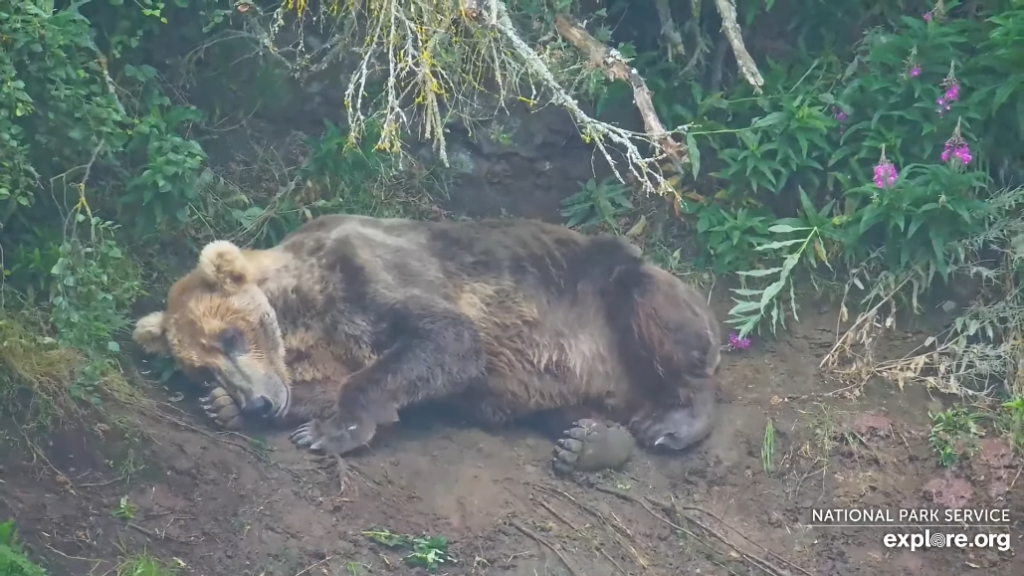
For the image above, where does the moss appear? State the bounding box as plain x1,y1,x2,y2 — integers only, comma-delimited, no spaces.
0,307,81,431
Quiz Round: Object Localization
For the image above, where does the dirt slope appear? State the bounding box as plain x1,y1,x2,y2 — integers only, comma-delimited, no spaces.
2,294,1020,576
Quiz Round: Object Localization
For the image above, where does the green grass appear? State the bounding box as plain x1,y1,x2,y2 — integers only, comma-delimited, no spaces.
0,519,47,576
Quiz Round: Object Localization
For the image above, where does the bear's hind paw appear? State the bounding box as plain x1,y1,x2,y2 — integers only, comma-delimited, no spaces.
551,418,637,476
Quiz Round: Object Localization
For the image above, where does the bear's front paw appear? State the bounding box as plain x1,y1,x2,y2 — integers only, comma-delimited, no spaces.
552,418,636,476
200,387,243,430
289,415,376,456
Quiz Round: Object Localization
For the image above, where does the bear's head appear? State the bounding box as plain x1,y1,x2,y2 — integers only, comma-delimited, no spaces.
132,240,292,421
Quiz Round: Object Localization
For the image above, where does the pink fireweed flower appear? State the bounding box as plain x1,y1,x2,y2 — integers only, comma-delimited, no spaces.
942,123,972,166
910,65,921,77
923,11,932,21
943,83,960,102
937,61,960,115
873,160,898,188
936,83,959,113
955,144,972,165
728,332,751,351
832,107,848,135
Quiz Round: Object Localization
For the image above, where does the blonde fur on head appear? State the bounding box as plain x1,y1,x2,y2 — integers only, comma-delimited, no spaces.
198,240,252,292
133,311,169,355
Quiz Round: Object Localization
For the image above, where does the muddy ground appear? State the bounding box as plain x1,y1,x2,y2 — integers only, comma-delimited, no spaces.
1,289,1021,576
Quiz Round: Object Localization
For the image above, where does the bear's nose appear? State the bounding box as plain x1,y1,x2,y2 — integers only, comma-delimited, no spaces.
243,395,273,418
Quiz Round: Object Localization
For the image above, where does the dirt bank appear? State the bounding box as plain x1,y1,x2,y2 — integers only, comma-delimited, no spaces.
2,289,1020,576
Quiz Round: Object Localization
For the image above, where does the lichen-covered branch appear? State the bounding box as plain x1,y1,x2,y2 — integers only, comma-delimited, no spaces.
551,14,686,168
463,3,685,194
713,0,763,94
256,0,686,194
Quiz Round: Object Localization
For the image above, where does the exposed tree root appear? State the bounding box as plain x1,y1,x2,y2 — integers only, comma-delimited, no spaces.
593,485,810,576
508,518,582,576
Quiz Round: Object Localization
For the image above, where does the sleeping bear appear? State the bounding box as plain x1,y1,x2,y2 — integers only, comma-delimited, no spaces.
132,214,721,478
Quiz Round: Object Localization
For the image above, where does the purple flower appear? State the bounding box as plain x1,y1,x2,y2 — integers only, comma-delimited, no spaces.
728,332,751,351
936,82,960,113
924,11,932,22
944,83,960,102
873,160,898,188
910,65,921,77
833,107,848,123
942,140,971,165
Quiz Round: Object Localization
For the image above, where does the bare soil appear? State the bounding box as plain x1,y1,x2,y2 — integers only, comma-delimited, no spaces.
2,292,1021,576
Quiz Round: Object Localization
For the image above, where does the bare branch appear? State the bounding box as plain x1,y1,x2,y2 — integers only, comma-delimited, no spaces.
654,0,686,62
461,3,684,194
552,14,686,168
713,0,763,94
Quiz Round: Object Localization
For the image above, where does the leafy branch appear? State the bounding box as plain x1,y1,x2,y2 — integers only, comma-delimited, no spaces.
726,224,829,338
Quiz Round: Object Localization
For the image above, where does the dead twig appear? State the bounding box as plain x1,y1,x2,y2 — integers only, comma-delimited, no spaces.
820,273,914,371
294,555,333,576
127,522,194,545
598,547,628,576
44,544,107,572
534,484,633,539
533,483,648,568
508,518,582,576
77,475,125,488
534,496,579,531
533,495,628,575
648,495,812,576
594,485,805,576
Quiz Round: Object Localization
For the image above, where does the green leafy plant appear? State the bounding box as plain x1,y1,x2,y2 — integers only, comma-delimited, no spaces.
761,418,776,474
362,528,453,572
112,496,139,520
996,396,1024,455
115,554,179,576
0,519,47,576
929,407,985,467
560,177,633,233
727,221,829,338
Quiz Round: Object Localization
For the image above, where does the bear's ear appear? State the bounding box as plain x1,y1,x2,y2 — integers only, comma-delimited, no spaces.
197,240,252,293
133,311,170,355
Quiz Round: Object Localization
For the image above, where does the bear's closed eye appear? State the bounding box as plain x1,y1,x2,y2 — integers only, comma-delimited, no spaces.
220,327,245,353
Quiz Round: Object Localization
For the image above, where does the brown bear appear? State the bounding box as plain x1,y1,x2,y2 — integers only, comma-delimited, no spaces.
132,214,721,477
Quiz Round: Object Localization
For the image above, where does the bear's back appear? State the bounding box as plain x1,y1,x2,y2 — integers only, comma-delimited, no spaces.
278,214,643,304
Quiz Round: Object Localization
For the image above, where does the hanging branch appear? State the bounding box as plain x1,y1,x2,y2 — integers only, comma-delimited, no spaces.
552,14,687,166
654,0,686,62
459,2,687,194
713,0,763,94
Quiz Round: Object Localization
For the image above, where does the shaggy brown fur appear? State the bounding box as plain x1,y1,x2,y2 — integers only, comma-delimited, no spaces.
133,215,721,461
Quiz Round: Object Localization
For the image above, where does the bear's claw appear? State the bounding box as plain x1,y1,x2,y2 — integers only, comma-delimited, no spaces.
289,417,375,456
551,418,637,476
199,387,243,430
